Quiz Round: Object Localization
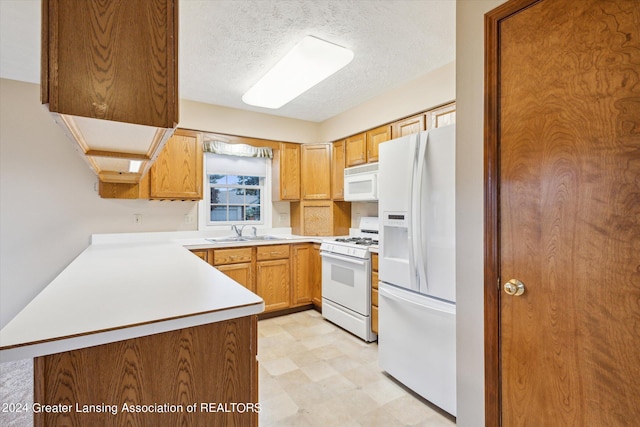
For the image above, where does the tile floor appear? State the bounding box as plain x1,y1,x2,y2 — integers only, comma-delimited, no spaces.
258,309,456,426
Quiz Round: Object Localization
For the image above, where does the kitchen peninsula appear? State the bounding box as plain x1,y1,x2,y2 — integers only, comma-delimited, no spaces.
0,241,264,426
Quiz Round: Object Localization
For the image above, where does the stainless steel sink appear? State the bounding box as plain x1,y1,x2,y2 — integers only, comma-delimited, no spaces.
243,235,282,241
205,236,249,243
205,235,283,243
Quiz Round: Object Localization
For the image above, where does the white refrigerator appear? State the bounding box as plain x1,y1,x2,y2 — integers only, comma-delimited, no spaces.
378,125,456,416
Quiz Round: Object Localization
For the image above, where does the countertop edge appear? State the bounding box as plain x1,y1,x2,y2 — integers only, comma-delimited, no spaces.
0,301,264,363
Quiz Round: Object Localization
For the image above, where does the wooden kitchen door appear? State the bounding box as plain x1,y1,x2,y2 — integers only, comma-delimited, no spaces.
485,0,640,426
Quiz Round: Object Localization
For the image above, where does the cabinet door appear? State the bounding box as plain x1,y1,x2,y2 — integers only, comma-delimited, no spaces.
301,144,331,200
311,244,322,308
426,102,456,129
217,263,254,293
332,140,346,200
302,203,333,236
42,0,178,128
366,125,392,163
392,114,426,137
256,259,290,312
150,130,203,200
213,247,253,265
345,132,367,167
291,244,312,307
190,249,209,263
275,143,301,200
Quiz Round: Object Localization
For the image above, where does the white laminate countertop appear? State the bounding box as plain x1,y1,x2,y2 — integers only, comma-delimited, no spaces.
0,242,264,362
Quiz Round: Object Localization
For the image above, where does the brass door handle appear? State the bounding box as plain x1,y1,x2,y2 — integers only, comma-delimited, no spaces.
504,279,525,296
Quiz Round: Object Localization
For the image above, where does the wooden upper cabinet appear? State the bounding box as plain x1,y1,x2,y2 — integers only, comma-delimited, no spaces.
332,140,346,200
301,143,332,200
150,130,203,200
42,0,178,127
426,102,456,129
41,0,178,184
272,143,301,201
392,114,426,138
366,125,392,163
345,132,367,167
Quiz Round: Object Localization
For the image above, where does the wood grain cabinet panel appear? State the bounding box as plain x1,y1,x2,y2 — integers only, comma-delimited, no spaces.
272,142,301,200
256,245,290,261
311,244,322,308
41,0,179,184
189,249,209,263
371,253,379,334
365,125,392,163
301,143,332,200
332,140,346,200
212,247,253,265
150,129,203,200
426,102,456,129
290,201,351,236
217,263,254,293
42,0,178,127
345,132,367,167
257,259,290,312
98,129,203,200
291,244,313,307
392,113,426,138
34,317,258,427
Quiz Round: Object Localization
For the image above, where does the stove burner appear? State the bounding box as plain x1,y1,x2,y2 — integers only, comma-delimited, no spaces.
334,237,378,246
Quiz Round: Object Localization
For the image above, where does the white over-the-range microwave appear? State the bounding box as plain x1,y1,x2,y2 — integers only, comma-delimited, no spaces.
344,162,378,201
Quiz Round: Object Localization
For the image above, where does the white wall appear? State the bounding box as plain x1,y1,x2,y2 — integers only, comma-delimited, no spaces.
455,1,506,426
179,99,321,144
319,61,456,142
0,79,199,328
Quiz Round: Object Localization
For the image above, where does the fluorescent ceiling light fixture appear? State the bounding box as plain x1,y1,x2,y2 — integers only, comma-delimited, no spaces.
128,160,142,173
242,35,354,109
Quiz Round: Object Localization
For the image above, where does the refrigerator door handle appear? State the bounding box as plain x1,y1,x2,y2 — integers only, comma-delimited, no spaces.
408,135,420,291
379,285,455,315
415,132,429,292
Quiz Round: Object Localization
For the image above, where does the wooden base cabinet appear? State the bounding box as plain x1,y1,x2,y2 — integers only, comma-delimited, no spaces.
211,247,254,292
34,316,258,427
256,245,290,312
371,253,379,334
291,244,313,307
311,244,322,308
257,259,290,312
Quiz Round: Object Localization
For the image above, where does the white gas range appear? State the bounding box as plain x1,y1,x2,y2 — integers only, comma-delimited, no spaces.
319,217,378,342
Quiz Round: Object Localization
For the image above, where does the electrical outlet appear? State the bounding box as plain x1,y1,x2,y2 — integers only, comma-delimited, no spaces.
184,214,195,224
133,214,142,224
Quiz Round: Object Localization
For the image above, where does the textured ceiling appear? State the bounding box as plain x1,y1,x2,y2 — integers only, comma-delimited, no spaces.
0,0,456,123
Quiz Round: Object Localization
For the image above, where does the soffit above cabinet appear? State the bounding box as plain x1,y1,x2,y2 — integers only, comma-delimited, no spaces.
41,0,179,184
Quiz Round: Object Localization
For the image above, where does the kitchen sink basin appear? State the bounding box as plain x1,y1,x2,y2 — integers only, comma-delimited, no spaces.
205,235,283,243
205,236,248,243
243,235,282,241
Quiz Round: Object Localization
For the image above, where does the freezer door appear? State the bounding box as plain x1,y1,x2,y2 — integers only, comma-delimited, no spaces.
378,282,456,416
378,134,416,291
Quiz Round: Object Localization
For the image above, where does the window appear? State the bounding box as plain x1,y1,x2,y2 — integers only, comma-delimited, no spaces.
208,174,262,222
203,154,268,226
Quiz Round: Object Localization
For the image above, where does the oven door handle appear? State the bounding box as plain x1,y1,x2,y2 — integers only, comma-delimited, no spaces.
319,251,368,266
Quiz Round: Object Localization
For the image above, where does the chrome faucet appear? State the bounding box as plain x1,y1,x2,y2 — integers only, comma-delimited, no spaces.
231,224,246,237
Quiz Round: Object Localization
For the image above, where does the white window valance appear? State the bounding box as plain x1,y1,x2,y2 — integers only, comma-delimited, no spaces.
203,139,273,159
